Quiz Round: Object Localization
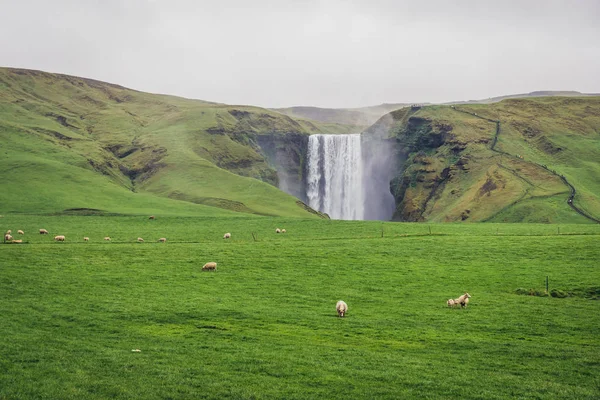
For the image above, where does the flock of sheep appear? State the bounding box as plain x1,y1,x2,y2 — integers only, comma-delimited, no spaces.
3,229,24,244
5,220,289,244
4,220,472,316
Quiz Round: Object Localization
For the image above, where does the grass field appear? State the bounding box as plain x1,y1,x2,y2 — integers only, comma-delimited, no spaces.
1,215,599,399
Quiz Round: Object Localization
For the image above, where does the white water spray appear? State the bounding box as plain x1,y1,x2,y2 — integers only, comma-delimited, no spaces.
306,134,365,220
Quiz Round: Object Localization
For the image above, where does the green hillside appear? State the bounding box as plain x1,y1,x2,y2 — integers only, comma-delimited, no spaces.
366,98,600,223
0,68,352,217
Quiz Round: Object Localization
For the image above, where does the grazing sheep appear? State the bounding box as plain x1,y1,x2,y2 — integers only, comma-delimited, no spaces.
11,239,23,244
447,299,456,307
202,262,217,271
281,229,286,233
455,292,472,308
39,229,49,234
54,235,65,241
104,237,111,241
149,215,155,220
17,230,24,235
223,233,231,239
5,234,13,241
336,300,348,317
137,237,144,242
84,237,89,242
275,228,281,233
158,237,167,242
6,230,11,234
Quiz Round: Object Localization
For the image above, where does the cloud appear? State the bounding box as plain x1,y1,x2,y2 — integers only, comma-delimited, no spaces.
1,0,599,107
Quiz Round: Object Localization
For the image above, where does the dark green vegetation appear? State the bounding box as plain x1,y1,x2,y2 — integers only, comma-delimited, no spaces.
366,97,600,223
1,215,599,399
0,68,353,217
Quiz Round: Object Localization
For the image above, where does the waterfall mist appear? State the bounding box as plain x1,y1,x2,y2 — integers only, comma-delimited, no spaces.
306,133,396,220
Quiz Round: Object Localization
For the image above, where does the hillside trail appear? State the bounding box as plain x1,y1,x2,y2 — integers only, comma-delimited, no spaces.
450,106,600,224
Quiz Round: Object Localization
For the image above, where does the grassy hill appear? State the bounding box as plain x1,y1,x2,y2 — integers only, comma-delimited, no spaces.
0,68,354,217
365,98,600,223
273,92,599,129
448,90,600,105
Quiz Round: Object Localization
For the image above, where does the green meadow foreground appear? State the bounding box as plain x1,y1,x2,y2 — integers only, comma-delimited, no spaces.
1,215,599,399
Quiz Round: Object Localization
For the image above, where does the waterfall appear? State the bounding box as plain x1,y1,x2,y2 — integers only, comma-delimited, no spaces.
306,134,365,220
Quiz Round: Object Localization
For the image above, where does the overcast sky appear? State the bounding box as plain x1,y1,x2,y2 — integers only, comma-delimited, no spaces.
1,0,599,108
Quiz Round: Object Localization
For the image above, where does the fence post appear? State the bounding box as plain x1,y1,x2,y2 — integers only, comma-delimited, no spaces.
428,225,432,235
252,232,257,242
546,276,549,294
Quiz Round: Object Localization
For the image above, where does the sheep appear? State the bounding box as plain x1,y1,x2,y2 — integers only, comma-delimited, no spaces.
11,239,23,244
447,298,456,307
39,229,49,234
149,215,155,220
158,237,167,242
455,292,472,308
275,228,281,233
137,237,144,242
84,237,89,242
5,234,13,241
104,237,111,241
223,233,231,239
54,235,65,241
202,262,217,271
17,230,24,235
281,229,286,233
336,300,348,317
6,230,11,234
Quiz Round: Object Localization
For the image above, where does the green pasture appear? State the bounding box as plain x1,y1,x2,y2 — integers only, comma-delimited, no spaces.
1,215,599,399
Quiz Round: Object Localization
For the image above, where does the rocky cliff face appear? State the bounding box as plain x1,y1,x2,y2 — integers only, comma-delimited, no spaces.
256,133,309,202
364,100,587,223
365,107,470,221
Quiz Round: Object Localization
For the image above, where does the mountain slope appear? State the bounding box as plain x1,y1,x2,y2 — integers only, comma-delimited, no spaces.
365,98,600,223
0,68,352,217
274,92,599,130
272,103,411,128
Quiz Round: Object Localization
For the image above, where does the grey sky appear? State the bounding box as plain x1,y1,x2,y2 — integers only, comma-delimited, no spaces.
1,0,599,108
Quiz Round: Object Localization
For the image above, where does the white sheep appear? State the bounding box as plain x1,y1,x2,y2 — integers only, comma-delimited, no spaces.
455,292,471,308
158,237,167,242
104,237,111,241
11,239,23,244
137,237,144,242
5,234,13,241
54,235,65,241
223,233,231,239
17,230,24,235
6,230,11,235
84,237,89,242
202,262,217,271
275,228,281,233
149,215,155,220
447,299,456,307
336,300,348,317
281,229,286,233
39,229,49,234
